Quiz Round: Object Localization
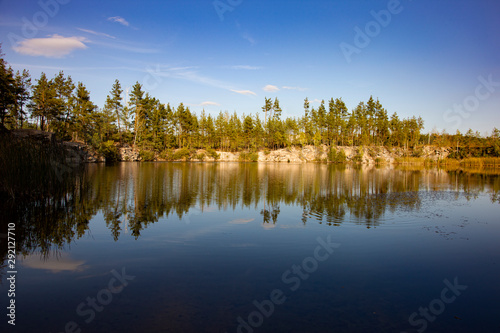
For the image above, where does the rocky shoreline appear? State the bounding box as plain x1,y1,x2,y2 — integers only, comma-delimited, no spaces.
114,144,451,165
9,129,451,164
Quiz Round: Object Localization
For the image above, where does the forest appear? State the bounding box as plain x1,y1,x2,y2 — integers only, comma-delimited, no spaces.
1,47,499,160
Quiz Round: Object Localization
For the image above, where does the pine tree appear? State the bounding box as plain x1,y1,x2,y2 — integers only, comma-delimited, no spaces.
11,69,31,129
52,71,75,139
262,97,272,147
129,82,144,146
243,114,254,150
31,73,62,132
104,79,124,139
0,46,16,129
73,82,96,143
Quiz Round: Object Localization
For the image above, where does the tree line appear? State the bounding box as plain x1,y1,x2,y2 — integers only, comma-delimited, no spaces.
1,47,499,158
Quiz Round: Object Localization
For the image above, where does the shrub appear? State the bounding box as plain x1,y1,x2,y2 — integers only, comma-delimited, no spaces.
412,147,424,157
139,149,155,161
195,153,205,161
327,147,337,162
352,148,364,163
160,149,174,161
239,151,259,162
172,148,191,161
336,149,347,163
98,140,119,162
394,157,425,165
328,147,347,163
206,148,219,160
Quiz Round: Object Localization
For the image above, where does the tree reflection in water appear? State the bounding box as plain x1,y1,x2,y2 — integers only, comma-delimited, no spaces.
2,163,499,267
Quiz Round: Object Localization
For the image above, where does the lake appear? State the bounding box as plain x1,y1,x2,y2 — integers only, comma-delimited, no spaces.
2,163,500,333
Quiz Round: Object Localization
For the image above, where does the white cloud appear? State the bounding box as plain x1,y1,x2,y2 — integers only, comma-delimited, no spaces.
108,16,130,26
263,84,280,92
230,65,262,70
282,86,307,91
231,89,257,96
13,35,87,58
77,28,115,39
310,98,322,104
200,101,220,106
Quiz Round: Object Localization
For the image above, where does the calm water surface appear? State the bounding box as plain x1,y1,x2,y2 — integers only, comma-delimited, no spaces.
1,163,500,333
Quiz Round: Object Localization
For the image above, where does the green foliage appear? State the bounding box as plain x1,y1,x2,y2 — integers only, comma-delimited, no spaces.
337,150,347,162
394,157,426,165
206,148,219,160
327,147,337,162
239,151,259,162
3,50,500,160
352,148,364,163
412,147,424,157
98,140,119,162
328,148,347,163
159,149,174,161
139,149,155,161
172,148,192,161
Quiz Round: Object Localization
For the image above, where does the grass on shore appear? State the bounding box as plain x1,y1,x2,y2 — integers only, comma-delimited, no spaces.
394,157,500,167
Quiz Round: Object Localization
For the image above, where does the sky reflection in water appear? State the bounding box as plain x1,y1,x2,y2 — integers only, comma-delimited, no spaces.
1,163,500,333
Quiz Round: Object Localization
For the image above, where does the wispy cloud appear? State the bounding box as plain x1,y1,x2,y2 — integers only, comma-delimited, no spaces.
241,32,256,45
108,16,130,26
165,69,257,96
77,28,115,39
231,89,257,96
282,86,308,91
173,70,233,90
9,63,143,72
189,101,221,107
263,84,280,92
310,98,322,104
200,101,220,106
137,65,238,93
88,40,159,54
230,65,262,70
13,35,87,58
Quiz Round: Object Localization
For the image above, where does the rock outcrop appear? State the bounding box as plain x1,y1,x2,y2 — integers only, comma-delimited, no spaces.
118,145,140,161
119,145,451,164
8,129,452,164
10,129,104,163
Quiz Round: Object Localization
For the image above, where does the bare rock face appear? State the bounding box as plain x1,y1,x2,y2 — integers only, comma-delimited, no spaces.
193,145,453,164
62,142,104,163
118,145,140,161
10,129,104,163
11,129,56,143
217,152,239,161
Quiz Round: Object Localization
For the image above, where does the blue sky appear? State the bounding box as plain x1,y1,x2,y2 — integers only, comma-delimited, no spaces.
1,0,499,134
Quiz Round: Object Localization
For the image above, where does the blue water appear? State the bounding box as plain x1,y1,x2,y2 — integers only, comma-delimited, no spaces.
2,163,500,332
